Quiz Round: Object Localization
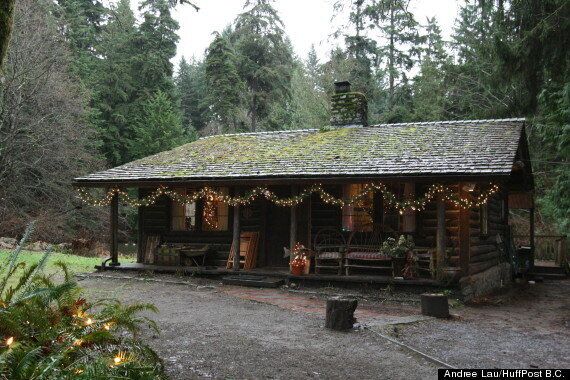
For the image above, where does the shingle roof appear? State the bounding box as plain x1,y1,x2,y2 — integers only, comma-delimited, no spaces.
75,118,526,184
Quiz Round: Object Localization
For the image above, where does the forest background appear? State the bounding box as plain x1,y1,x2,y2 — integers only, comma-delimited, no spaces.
0,0,567,242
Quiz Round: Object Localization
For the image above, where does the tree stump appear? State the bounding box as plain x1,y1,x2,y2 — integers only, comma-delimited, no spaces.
420,293,449,318
325,298,358,331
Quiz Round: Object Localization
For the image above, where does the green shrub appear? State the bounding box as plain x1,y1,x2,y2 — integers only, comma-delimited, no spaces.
0,223,166,379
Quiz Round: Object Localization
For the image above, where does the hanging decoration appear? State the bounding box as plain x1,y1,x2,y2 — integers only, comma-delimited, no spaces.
202,189,219,229
76,182,500,212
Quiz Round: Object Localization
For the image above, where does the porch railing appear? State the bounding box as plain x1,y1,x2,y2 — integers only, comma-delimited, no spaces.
513,234,568,266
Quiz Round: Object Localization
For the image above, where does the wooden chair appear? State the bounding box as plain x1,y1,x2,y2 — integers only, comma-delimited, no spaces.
314,228,346,275
226,231,260,270
344,229,392,275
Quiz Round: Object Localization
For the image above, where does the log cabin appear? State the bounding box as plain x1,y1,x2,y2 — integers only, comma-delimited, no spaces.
74,81,535,297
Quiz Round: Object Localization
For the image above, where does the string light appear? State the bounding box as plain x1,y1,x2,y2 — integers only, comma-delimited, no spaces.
5,337,14,347
112,351,130,367
76,182,500,212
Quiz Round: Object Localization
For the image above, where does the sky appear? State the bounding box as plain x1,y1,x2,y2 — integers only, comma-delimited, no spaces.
132,0,460,65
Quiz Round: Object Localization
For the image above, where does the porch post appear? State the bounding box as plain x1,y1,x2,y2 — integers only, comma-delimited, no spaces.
458,184,470,275
529,203,535,269
232,188,241,271
109,192,120,266
290,186,298,255
436,198,446,269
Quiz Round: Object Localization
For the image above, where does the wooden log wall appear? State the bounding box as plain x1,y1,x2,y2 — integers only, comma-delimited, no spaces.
468,191,506,275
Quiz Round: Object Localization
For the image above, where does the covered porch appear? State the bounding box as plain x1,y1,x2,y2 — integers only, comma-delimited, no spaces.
85,178,520,285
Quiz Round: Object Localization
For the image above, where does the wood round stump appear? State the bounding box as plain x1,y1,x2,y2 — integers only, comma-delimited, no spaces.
325,298,358,331
420,293,449,318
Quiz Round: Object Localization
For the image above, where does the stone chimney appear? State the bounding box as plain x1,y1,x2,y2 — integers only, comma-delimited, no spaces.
330,81,368,126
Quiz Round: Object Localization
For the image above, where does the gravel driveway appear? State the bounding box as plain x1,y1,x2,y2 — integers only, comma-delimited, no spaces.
80,275,438,379
79,274,570,379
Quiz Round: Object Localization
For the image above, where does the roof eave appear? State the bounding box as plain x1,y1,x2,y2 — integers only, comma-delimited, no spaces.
73,172,513,188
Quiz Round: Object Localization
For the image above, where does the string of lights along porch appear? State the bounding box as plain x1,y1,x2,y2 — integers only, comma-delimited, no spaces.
76,182,500,213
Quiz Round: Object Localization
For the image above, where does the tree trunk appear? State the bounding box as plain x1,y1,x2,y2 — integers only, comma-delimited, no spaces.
0,0,15,75
420,293,449,318
325,298,358,331
250,96,257,132
388,6,395,109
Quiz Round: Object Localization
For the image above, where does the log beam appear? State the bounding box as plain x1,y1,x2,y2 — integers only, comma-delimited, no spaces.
459,184,470,275
290,186,298,256
232,188,241,271
109,193,120,266
436,198,446,268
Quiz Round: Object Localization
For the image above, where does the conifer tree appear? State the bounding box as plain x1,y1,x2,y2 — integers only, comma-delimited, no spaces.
369,0,421,115
231,0,294,131
176,57,208,133
53,0,106,85
130,90,184,159
94,0,138,166
204,32,244,133
412,17,450,121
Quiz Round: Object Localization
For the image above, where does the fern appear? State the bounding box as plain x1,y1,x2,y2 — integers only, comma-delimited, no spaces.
0,222,165,379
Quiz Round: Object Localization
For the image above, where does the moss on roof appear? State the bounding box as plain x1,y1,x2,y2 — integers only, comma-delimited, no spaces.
76,119,526,182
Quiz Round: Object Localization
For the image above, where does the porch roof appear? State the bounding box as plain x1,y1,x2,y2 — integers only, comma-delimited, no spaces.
75,118,526,185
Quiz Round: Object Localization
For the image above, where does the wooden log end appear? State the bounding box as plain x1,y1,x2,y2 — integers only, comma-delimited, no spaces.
420,293,449,318
325,298,358,331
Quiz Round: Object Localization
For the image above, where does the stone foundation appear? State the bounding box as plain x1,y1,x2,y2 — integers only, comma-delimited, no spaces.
459,263,512,301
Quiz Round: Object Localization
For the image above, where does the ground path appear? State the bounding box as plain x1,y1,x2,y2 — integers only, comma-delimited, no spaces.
79,274,570,379
80,274,438,379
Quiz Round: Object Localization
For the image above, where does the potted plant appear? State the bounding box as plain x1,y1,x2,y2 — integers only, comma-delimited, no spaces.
383,235,415,278
290,242,309,276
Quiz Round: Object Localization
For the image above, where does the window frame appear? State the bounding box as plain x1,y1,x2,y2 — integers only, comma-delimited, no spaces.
170,187,229,233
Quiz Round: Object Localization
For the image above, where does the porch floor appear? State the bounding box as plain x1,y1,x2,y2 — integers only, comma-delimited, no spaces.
94,262,443,287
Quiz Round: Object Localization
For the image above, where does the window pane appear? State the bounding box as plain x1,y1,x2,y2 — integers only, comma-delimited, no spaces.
172,188,197,231
342,184,373,232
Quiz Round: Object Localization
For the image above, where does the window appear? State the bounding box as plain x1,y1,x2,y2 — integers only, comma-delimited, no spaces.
171,187,229,232
480,203,489,236
203,188,229,232
342,184,373,232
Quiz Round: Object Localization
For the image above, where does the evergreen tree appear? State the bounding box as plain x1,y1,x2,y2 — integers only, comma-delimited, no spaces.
288,63,329,129
369,0,421,115
130,90,185,159
135,0,180,96
94,0,138,166
231,0,294,131
446,0,512,119
497,0,570,234
54,0,106,85
411,17,450,121
176,57,208,133
204,32,244,133
334,0,378,99
305,45,322,91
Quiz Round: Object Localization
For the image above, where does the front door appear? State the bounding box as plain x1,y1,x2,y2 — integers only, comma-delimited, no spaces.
264,200,290,268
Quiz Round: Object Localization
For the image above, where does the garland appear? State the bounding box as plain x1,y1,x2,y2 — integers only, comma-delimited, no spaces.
76,182,500,212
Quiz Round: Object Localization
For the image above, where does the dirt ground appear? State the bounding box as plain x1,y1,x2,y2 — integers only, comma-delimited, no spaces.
78,273,570,379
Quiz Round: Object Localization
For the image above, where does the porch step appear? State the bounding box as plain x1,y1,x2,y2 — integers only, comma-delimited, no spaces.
532,265,566,275
530,265,568,280
221,275,284,288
